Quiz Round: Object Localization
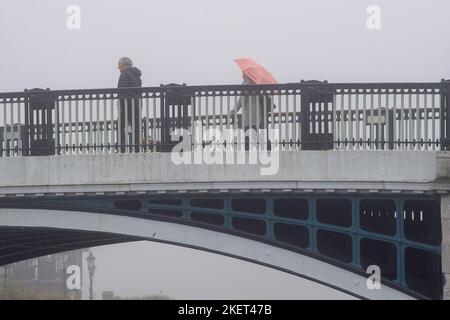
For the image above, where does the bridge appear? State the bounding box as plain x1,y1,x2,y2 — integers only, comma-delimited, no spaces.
0,80,449,300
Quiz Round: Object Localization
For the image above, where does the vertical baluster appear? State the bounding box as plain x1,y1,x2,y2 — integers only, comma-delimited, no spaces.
277,94,282,149
332,93,337,149
219,94,223,138
362,93,367,150
256,93,261,149
54,98,59,156
385,91,390,150
144,96,149,152
82,99,86,154
0,102,2,157
139,96,143,153
61,100,66,155
248,94,253,147
377,92,382,150
400,93,405,150
341,92,345,149
88,99,93,153
212,94,217,140
137,96,142,153
110,97,115,153
355,92,360,150
432,93,436,150
68,99,73,154
199,94,203,149
340,94,346,148
408,93,413,150
226,95,231,130
152,97,157,152
234,94,239,151
270,93,275,132
16,100,22,156
1,101,4,157
224,94,229,151
9,101,13,156
124,99,129,153
285,94,289,148
292,93,297,148
205,95,209,144
392,92,397,150
191,95,195,153
116,97,121,153
424,91,429,150
75,99,80,154
103,97,107,153
131,98,136,153
264,95,269,149
416,93,421,150
348,92,353,149
369,92,374,150
96,98,100,153
203,95,207,133
7,100,11,155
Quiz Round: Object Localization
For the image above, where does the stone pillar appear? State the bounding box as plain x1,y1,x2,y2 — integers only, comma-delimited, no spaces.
442,194,450,299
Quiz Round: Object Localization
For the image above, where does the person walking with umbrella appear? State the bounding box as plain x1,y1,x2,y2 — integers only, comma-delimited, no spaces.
230,58,277,149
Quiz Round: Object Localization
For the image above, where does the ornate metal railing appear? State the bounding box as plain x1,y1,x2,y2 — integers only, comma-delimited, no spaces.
0,80,448,157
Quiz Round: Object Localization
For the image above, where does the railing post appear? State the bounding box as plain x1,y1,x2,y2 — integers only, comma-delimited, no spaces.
387,108,395,150
300,80,334,150
24,88,56,156
160,83,192,152
441,79,450,150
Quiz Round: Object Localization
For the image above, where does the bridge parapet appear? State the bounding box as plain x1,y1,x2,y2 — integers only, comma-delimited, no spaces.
0,151,447,197
0,81,449,157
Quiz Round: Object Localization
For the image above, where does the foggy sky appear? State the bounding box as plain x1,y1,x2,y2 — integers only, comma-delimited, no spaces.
1,0,449,299
1,0,449,93
86,241,355,300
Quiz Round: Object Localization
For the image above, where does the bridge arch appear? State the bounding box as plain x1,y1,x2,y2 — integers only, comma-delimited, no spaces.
0,205,429,300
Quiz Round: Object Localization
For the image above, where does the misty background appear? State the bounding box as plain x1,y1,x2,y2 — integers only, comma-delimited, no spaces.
1,0,449,299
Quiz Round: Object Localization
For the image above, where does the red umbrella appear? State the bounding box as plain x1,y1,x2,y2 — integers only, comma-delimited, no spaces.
234,58,278,84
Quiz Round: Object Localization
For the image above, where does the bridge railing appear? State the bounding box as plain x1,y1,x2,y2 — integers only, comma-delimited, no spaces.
0,80,448,157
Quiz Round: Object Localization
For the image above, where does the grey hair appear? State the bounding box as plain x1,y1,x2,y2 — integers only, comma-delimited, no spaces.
118,57,133,67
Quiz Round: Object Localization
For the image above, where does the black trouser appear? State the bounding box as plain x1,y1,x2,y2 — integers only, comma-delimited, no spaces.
243,124,271,151
118,98,141,153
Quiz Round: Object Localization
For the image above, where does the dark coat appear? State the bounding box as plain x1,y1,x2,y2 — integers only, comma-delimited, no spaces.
117,67,142,88
117,66,142,133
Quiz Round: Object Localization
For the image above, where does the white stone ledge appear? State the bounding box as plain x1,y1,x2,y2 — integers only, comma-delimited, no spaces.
0,151,446,197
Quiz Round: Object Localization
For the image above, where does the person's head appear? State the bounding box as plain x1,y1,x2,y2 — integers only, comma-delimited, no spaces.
118,57,133,72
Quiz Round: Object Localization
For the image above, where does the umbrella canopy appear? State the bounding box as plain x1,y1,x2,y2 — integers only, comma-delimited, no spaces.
234,58,278,85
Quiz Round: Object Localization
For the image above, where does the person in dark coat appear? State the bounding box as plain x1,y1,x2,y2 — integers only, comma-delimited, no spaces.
117,57,142,153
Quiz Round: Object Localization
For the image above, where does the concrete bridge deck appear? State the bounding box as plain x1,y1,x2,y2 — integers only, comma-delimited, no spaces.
0,150,448,197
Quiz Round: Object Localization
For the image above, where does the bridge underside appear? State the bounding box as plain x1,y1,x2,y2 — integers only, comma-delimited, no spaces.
0,191,444,299
0,226,141,266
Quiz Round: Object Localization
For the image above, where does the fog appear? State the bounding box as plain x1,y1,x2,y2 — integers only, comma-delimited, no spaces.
1,0,449,299
1,0,449,93
85,241,355,300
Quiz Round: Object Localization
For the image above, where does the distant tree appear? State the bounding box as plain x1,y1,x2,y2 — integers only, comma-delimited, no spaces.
109,292,172,300
0,283,69,300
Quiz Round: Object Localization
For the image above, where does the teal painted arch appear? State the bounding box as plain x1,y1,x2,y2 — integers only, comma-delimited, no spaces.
0,192,443,299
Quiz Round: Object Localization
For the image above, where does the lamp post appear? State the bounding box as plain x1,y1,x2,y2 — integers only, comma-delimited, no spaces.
86,251,96,300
